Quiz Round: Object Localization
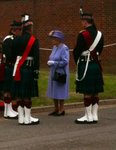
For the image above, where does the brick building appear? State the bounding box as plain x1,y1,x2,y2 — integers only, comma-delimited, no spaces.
0,0,116,73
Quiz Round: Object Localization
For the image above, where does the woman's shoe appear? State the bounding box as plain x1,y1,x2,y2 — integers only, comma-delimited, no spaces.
48,111,58,116
56,111,65,116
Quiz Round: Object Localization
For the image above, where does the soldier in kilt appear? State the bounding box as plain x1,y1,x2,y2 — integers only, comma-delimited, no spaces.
73,13,104,124
2,21,22,118
12,15,40,125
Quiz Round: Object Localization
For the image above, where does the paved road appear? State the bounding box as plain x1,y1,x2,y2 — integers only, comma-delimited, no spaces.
0,104,116,150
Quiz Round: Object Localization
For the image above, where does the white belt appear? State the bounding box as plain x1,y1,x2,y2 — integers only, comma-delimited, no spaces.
3,54,6,58
81,50,99,56
26,56,33,60
13,56,33,77
81,50,90,56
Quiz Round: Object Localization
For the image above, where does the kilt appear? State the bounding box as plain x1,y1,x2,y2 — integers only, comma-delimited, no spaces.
0,63,5,81
3,65,14,92
12,64,38,99
76,60,104,94
0,81,4,92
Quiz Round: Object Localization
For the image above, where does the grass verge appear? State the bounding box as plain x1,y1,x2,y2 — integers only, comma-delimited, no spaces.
32,69,116,107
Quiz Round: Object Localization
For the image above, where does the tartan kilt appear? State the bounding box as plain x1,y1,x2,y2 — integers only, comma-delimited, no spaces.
12,65,38,99
0,81,4,92
76,60,104,94
0,63,5,81
3,65,14,92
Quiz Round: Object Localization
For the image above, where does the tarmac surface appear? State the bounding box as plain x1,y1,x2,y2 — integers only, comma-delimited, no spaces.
0,104,116,150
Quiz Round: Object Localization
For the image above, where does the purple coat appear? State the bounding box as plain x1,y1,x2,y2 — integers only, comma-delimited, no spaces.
47,44,70,100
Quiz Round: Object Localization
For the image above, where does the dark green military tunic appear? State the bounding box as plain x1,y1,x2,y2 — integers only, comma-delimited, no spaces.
73,26,104,94
2,35,15,93
12,32,40,99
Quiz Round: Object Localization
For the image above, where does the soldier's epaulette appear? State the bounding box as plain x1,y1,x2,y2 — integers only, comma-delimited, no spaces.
79,30,86,33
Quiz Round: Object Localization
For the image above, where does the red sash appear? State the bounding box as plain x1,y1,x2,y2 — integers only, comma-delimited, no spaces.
14,35,35,81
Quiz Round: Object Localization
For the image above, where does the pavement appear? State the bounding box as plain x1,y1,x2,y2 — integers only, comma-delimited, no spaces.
0,101,116,150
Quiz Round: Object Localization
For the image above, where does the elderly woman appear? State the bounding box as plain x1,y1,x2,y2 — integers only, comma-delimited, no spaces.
47,30,70,116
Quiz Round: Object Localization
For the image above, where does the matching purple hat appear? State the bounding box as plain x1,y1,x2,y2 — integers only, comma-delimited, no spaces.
49,30,65,41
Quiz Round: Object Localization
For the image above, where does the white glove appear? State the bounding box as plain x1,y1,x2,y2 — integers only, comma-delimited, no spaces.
47,60,55,66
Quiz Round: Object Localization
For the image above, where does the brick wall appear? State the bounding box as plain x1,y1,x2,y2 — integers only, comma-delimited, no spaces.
102,0,116,73
0,0,116,73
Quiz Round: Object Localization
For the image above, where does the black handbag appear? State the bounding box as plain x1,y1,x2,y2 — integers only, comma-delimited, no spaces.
53,68,67,84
